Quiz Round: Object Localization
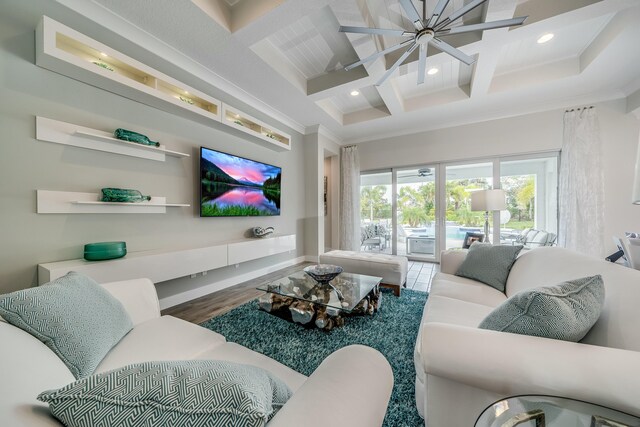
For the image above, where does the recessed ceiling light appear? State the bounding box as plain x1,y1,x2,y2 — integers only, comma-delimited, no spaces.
427,68,439,75
350,90,360,96
537,33,554,44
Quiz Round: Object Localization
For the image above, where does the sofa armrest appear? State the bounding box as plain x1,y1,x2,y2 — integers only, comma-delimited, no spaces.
439,249,468,274
101,278,160,326
268,345,393,427
421,322,640,416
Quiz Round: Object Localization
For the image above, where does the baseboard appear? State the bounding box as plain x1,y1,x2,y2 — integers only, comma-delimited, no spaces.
159,256,308,310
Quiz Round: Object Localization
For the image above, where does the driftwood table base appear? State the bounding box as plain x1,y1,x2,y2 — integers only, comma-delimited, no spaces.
259,284,381,330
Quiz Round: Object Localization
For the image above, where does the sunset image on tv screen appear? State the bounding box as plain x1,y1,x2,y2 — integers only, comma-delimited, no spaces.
200,147,281,217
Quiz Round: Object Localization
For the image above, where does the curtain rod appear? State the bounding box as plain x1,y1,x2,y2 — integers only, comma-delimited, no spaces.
565,106,594,112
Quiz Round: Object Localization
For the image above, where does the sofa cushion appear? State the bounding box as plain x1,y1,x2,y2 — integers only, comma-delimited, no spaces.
201,342,307,393
455,243,523,292
38,360,293,427
95,315,226,374
422,295,496,329
429,273,507,307
479,275,605,342
0,272,132,379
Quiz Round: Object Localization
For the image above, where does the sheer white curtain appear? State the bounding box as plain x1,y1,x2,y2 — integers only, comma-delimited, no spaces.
339,146,361,251
558,107,605,257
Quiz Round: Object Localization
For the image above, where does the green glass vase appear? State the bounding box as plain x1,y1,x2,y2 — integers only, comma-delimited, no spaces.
101,188,151,203
113,128,159,147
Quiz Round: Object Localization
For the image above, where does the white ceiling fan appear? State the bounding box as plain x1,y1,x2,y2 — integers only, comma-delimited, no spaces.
339,0,527,86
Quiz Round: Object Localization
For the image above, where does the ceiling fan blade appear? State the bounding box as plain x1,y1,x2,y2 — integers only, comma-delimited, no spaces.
398,0,425,31
344,39,414,71
429,38,475,65
339,26,413,37
427,0,451,28
376,43,418,86
436,0,487,30
437,17,527,36
417,44,427,85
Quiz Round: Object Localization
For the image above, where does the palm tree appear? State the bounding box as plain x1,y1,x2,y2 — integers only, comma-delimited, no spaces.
517,178,535,220
360,186,390,221
400,206,428,227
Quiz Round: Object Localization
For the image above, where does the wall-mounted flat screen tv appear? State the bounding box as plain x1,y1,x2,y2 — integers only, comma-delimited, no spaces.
200,147,281,217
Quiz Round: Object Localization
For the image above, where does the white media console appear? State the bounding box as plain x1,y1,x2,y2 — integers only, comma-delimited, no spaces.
38,234,296,289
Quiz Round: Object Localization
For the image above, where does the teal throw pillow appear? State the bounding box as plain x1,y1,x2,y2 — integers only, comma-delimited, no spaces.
0,271,132,378
478,275,605,342
38,360,293,427
455,243,523,292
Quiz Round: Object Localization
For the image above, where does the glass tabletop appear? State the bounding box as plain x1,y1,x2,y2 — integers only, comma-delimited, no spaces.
475,395,640,427
257,270,382,313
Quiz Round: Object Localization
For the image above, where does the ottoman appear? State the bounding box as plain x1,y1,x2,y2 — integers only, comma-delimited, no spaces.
319,250,408,296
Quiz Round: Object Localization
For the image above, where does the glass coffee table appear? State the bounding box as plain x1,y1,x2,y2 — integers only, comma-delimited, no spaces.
475,395,640,427
257,270,383,330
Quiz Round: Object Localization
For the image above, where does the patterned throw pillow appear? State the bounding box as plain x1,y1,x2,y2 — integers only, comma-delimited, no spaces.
455,243,523,292
479,275,605,342
38,360,293,427
0,272,132,378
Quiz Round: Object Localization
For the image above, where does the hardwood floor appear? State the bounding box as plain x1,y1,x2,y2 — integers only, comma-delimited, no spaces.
163,260,438,325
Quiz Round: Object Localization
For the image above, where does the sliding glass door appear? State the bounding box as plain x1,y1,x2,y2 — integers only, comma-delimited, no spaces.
360,171,392,254
397,166,438,261
359,153,558,262
499,156,559,243
443,162,493,250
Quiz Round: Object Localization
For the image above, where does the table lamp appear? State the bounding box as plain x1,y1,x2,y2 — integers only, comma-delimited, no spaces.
471,189,507,244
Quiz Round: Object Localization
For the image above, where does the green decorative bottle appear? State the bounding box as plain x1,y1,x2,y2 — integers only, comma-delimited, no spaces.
113,128,160,147
101,188,151,203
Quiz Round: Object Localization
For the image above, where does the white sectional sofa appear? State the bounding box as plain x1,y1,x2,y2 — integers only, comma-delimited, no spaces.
415,247,640,426
0,278,393,426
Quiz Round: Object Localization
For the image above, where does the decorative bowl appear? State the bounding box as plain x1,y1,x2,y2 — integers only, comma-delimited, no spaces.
303,264,343,284
84,242,127,261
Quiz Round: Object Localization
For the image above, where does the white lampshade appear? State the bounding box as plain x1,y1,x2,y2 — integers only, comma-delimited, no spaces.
471,189,507,211
633,140,640,205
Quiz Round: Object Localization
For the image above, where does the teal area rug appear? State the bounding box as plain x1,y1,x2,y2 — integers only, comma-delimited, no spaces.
200,289,428,427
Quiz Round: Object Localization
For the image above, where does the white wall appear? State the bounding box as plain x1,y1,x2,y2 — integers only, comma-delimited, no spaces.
358,100,640,255
0,0,306,297
303,130,340,257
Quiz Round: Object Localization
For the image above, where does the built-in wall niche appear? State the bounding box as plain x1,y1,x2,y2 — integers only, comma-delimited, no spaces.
222,104,291,151
36,16,294,152
55,33,157,89
36,16,222,125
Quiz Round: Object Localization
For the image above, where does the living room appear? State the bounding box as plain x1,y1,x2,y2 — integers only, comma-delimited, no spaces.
1,0,640,426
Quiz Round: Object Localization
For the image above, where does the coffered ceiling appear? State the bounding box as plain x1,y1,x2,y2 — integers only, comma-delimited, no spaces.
68,0,640,143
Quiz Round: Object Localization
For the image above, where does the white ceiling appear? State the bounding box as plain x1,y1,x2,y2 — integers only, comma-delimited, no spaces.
74,0,640,143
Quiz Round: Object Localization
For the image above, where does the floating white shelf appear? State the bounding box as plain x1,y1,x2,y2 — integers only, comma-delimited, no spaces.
37,190,190,214
35,16,221,126
36,116,190,161
37,234,297,285
222,104,291,151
